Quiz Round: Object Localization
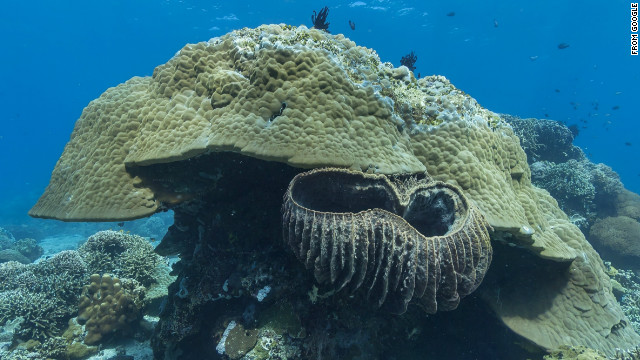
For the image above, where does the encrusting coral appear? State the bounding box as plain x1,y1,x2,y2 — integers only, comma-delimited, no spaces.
29,24,640,356
77,274,140,345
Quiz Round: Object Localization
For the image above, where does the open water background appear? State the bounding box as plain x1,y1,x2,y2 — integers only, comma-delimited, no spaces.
0,0,638,225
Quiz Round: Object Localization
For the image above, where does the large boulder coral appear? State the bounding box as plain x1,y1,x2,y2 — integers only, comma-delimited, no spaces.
29,24,640,355
589,216,640,268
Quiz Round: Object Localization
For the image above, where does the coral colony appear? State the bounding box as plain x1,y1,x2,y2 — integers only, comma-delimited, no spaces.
400,51,417,72
311,6,330,33
15,25,640,359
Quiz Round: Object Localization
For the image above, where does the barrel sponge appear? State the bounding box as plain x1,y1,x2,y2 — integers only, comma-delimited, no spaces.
29,24,424,221
77,274,139,345
282,168,492,314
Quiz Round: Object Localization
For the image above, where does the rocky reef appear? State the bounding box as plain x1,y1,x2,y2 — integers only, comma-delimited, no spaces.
27,25,640,358
0,227,43,264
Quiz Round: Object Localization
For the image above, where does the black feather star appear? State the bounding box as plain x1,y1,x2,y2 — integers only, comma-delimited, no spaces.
311,6,330,33
400,51,417,72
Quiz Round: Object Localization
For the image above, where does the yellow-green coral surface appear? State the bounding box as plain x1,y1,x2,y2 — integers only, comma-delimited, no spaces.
30,24,640,355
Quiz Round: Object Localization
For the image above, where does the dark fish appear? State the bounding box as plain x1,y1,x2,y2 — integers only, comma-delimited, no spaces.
107,356,134,360
555,89,560,93
446,11,455,16
625,142,632,146
544,113,549,118
117,222,125,227
493,18,498,27
612,105,620,110
348,20,355,30
557,43,570,49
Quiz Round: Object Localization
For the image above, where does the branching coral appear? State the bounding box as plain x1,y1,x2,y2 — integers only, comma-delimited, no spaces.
78,230,161,286
0,251,87,341
0,289,69,340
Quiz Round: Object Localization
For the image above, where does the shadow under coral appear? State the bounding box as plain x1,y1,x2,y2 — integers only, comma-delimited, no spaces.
136,152,539,359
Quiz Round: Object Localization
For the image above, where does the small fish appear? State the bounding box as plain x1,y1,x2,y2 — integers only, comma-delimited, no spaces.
446,11,455,16
493,18,498,27
529,55,538,61
612,105,620,110
554,89,560,93
117,222,125,227
544,113,550,118
348,20,355,30
615,91,622,95
557,43,570,49
625,142,632,146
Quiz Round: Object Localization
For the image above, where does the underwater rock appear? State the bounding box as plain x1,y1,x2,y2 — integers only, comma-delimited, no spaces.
0,249,30,264
11,238,43,262
0,229,44,264
29,24,640,356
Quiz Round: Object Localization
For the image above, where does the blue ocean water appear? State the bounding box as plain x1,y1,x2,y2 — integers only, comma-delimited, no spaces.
0,0,638,225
